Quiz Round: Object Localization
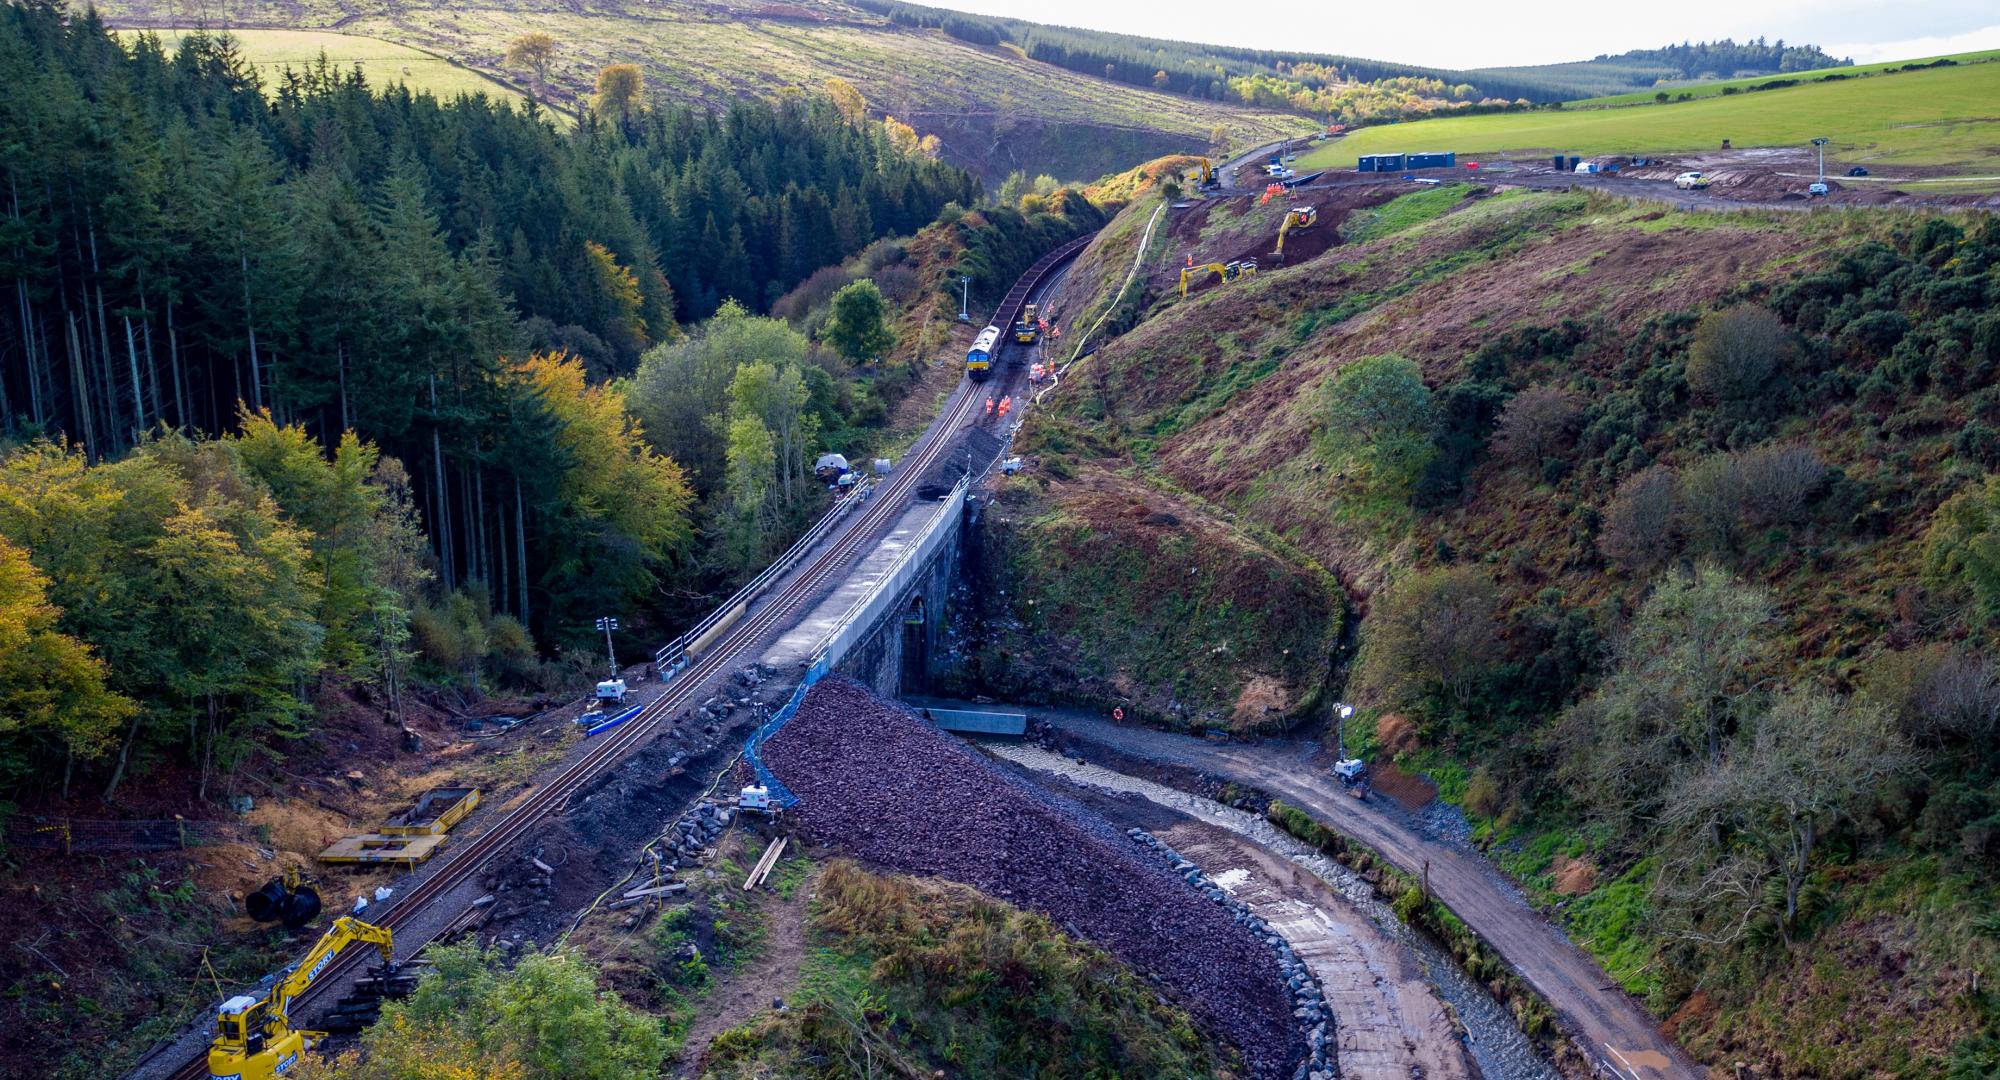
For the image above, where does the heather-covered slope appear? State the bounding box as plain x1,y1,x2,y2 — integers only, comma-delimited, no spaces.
971,178,2000,1075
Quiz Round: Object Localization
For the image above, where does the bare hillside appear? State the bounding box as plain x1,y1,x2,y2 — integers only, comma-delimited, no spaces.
94,0,1311,182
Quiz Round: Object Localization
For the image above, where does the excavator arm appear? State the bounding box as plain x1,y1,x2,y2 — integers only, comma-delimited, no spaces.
1179,262,1225,298
270,916,395,1023
210,917,395,1080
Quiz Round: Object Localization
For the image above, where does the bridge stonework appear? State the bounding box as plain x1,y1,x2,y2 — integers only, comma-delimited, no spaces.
832,497,966,698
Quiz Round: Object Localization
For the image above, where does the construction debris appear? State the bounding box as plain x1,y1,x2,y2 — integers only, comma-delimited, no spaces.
763,677,1301,1080
622,882,688,900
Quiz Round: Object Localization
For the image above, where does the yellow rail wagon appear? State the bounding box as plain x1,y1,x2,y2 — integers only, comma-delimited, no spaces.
318,787,480,868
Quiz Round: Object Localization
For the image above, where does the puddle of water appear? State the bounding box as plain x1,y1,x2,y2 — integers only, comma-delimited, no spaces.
987,742,1561,1080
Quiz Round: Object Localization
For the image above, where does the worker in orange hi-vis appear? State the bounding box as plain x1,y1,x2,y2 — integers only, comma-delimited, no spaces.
998,396,1012,417
1186,253,1193,268
985,397,995,415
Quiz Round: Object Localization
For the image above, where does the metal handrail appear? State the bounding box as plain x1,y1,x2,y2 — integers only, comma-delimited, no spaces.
653,478,873,672
809,476,968,659
743,475,970,807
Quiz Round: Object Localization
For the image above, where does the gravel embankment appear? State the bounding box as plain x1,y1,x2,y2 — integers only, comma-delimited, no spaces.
763,677,1301,1079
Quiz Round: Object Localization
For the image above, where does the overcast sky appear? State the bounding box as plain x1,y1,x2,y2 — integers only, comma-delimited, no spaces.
923,0,2000,69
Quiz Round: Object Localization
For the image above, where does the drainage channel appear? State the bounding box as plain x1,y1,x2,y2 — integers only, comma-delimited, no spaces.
984,742,1561,1080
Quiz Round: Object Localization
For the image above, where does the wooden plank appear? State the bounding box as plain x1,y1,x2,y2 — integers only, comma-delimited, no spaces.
761,835,790,888
745,835,789,891
743,835,786,892
622,882,687,900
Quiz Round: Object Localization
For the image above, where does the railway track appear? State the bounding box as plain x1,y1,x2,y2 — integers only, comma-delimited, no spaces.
155,236,1091,1080
990,233,1095,337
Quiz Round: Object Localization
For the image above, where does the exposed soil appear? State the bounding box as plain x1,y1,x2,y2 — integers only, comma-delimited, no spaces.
1368,762,1439,812
1550,855,1598,897
676,860,820,1076
1159,184,1405,301
1376,713,1420,757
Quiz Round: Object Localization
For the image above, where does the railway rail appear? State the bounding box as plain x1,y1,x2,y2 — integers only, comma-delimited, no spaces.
151,234,1093,1080
990,232,1095,338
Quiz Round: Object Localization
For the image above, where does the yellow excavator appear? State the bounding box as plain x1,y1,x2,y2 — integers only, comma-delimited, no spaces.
1178,259,1256,298
210,916,396,1079
1014,301,1041,344
1271,206,1318,259
1189,157,1219,191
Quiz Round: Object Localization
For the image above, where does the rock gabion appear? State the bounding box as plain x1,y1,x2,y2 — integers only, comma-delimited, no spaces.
1127,827,1337,1080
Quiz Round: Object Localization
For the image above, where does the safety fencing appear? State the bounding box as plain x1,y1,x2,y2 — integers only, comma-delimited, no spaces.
4,814,262,854
742,477,971,807
654,479,872,675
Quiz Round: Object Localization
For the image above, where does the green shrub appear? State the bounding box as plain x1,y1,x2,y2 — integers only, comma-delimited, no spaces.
302,943,668,1080
1685,304,1789,402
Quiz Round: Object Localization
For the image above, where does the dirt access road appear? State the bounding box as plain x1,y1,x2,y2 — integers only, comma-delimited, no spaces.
1041,712,1703,1080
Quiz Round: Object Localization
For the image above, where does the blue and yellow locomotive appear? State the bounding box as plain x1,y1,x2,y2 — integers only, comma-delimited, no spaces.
966,324,1002,380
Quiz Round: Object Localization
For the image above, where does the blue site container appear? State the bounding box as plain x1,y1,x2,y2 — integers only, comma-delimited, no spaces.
1406,152,1457,169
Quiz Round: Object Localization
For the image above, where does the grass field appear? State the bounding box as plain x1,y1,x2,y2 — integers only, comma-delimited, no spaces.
1299,55,2000,174
1572,49,2000,107
124,28,537,109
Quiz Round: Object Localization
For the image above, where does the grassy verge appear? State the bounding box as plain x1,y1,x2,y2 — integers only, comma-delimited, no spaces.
699,859,1231,1078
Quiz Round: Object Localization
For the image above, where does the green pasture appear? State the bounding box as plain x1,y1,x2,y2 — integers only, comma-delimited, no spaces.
1301,56,2000,175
